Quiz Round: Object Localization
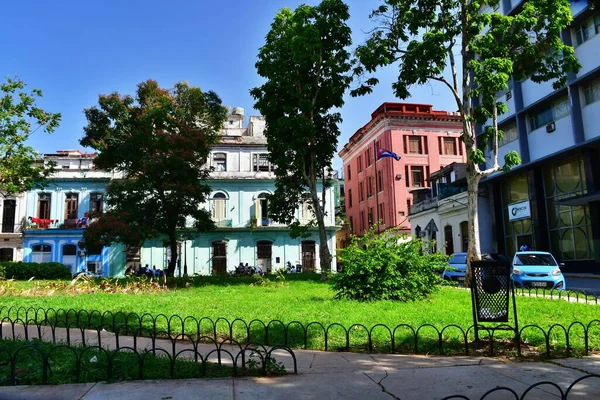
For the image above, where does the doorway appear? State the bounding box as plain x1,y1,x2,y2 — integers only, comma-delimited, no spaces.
256,240,272,273
211,241,227,275
444,225,454,256
0,248,13,262
301,240,316,273
62,244,77,274
516,235,533,252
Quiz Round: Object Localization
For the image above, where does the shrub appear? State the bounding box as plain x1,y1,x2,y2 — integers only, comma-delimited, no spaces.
332,228,449,302
0,262,71,280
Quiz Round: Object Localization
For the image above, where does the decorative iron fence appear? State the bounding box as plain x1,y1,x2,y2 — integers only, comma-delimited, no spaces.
441,374,600,400
1,306,599,358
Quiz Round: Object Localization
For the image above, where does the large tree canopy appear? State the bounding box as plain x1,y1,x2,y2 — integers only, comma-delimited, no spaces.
353,0,580,281
0,77,61,196
80,80,227,276
251,0,353,273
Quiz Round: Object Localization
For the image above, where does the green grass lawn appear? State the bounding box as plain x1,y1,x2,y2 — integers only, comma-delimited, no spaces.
1,275,599,356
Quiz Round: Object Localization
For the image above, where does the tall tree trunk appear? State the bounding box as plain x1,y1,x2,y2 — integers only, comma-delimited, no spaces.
465,166,482,287
309,182,331,275
167,232,178,277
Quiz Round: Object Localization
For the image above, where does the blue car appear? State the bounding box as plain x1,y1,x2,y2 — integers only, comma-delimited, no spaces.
442,252,467,281
511,251,566,290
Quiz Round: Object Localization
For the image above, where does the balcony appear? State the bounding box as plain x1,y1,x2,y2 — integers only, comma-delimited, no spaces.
215,219,233,228
24,217,90,230
438,181,468,200
410,197,439,215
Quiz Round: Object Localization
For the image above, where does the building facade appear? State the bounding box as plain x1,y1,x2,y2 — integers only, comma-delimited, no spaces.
408,163,493,256
0,192,27,262
339,102,466,236
21,150,124,276
140,108,339,275
479,1,600,273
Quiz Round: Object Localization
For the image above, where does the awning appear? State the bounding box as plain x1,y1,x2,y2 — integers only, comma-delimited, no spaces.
556,192,600,206
425,219,438,233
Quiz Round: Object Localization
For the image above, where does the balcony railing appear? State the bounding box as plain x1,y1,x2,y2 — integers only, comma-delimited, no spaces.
410,197,439,215
215,219,233,228
23,217,90,230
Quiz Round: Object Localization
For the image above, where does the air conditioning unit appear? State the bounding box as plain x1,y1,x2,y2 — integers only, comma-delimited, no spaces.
77,250,85,257
546,121,556,133
395,174,403,180
505,90,512,101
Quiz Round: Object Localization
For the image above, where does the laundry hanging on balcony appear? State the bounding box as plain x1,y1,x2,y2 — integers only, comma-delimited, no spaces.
28,217,58,228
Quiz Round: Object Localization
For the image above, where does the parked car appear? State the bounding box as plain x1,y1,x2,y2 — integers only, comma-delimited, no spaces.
511,251,566,290
442,252,467,281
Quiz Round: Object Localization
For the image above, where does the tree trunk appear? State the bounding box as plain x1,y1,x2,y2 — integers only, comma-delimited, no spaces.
167,232,178,277
309,183,332,275
465,166,482,288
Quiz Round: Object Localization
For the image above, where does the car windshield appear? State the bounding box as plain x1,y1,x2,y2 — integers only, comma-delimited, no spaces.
514,254,557,266
449,254,467,264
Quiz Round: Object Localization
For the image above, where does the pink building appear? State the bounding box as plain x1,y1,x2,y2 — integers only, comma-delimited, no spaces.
339,103,466,236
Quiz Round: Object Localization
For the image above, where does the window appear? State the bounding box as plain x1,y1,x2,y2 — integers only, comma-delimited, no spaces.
406,199,411,215
349,216,353,229
255,192,270,226
499,123,518,146
411,166,424,187
443,137,457,155
528,97,570,131
360,211,365,232
32,244,52,263
347,165,352,180
405,165,410,187
89,193,104,214
87,261,102,275
301,194,314,222
377,171,383,192
38,193,51,220
348,189,353,208
213,153,227,172
583,78,600,106
359,182,364,201
358,155,363,172
2,199,16,233
378,203,385,225
367,176,373,197
64,193,79,220
368,208,373,225
367,148,372,166
253,153,273,172
211,192,227,222
408,136,422,154
575,14,600,46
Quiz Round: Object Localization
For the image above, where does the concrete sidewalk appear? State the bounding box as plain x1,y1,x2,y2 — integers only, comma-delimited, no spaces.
1,325,600,399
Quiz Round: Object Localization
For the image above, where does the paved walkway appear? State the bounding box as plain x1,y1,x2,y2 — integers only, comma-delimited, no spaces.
1,325,599,399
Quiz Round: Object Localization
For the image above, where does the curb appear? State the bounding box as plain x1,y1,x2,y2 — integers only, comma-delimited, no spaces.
564,273,600,280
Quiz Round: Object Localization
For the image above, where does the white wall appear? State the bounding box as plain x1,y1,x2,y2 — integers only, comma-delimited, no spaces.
581,99,600,141
521,79,557,109
486,138,521,170
527,115,574,161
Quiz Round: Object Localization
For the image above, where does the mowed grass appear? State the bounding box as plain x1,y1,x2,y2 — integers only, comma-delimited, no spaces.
1,275,599,356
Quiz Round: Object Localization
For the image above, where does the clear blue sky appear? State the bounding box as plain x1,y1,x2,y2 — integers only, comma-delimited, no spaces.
1,0,456,172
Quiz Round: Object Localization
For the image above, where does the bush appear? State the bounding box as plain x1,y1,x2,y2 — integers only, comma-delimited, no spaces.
0,262,71,280
332,228,449,302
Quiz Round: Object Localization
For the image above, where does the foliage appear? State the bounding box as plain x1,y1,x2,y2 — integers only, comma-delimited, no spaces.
352,0,580,276
251,0,353,273
332,228,448,301
80,80,228,276
0,262,71,280
0,77,61,195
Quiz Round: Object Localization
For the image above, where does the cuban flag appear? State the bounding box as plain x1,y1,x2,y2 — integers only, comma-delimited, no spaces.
377,147,401,161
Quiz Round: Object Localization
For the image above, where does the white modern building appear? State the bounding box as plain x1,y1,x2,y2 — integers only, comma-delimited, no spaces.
479,0,600,273
141,107,339,275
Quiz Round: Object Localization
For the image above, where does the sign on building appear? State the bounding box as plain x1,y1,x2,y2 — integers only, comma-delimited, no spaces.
508,200,531,221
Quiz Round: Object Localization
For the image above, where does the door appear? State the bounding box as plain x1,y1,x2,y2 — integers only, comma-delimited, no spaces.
444,225,454,256
62,244,77,274
2,200,16,233
460,221,468,252
256,241,272,273
0,248,13,262
211,242,227,275
301,241,316,273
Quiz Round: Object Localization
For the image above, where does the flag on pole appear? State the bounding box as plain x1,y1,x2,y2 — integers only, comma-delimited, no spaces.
376,147,401,161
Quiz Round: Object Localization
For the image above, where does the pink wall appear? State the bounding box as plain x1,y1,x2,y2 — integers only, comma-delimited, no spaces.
340,103,465,236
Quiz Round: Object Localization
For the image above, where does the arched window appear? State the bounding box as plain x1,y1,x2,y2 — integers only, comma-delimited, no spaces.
415,225,422,238
211,192,227,222
255,193,270,226
62,244,77,256
32,244,52,263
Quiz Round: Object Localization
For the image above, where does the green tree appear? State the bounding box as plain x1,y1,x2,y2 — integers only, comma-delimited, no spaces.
0,77,61,195
251,0,353,274
80,80,227,276
352,0,580,282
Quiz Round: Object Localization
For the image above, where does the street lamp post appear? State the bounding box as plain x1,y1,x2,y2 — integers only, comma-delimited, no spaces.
182,234,189,277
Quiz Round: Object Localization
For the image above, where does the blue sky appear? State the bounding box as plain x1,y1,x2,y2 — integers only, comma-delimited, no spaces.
1,0,456,172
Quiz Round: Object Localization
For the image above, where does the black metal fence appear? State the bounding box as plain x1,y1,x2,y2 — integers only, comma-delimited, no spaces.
441,374,600,400
1,306,599,358
0,337,297,385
